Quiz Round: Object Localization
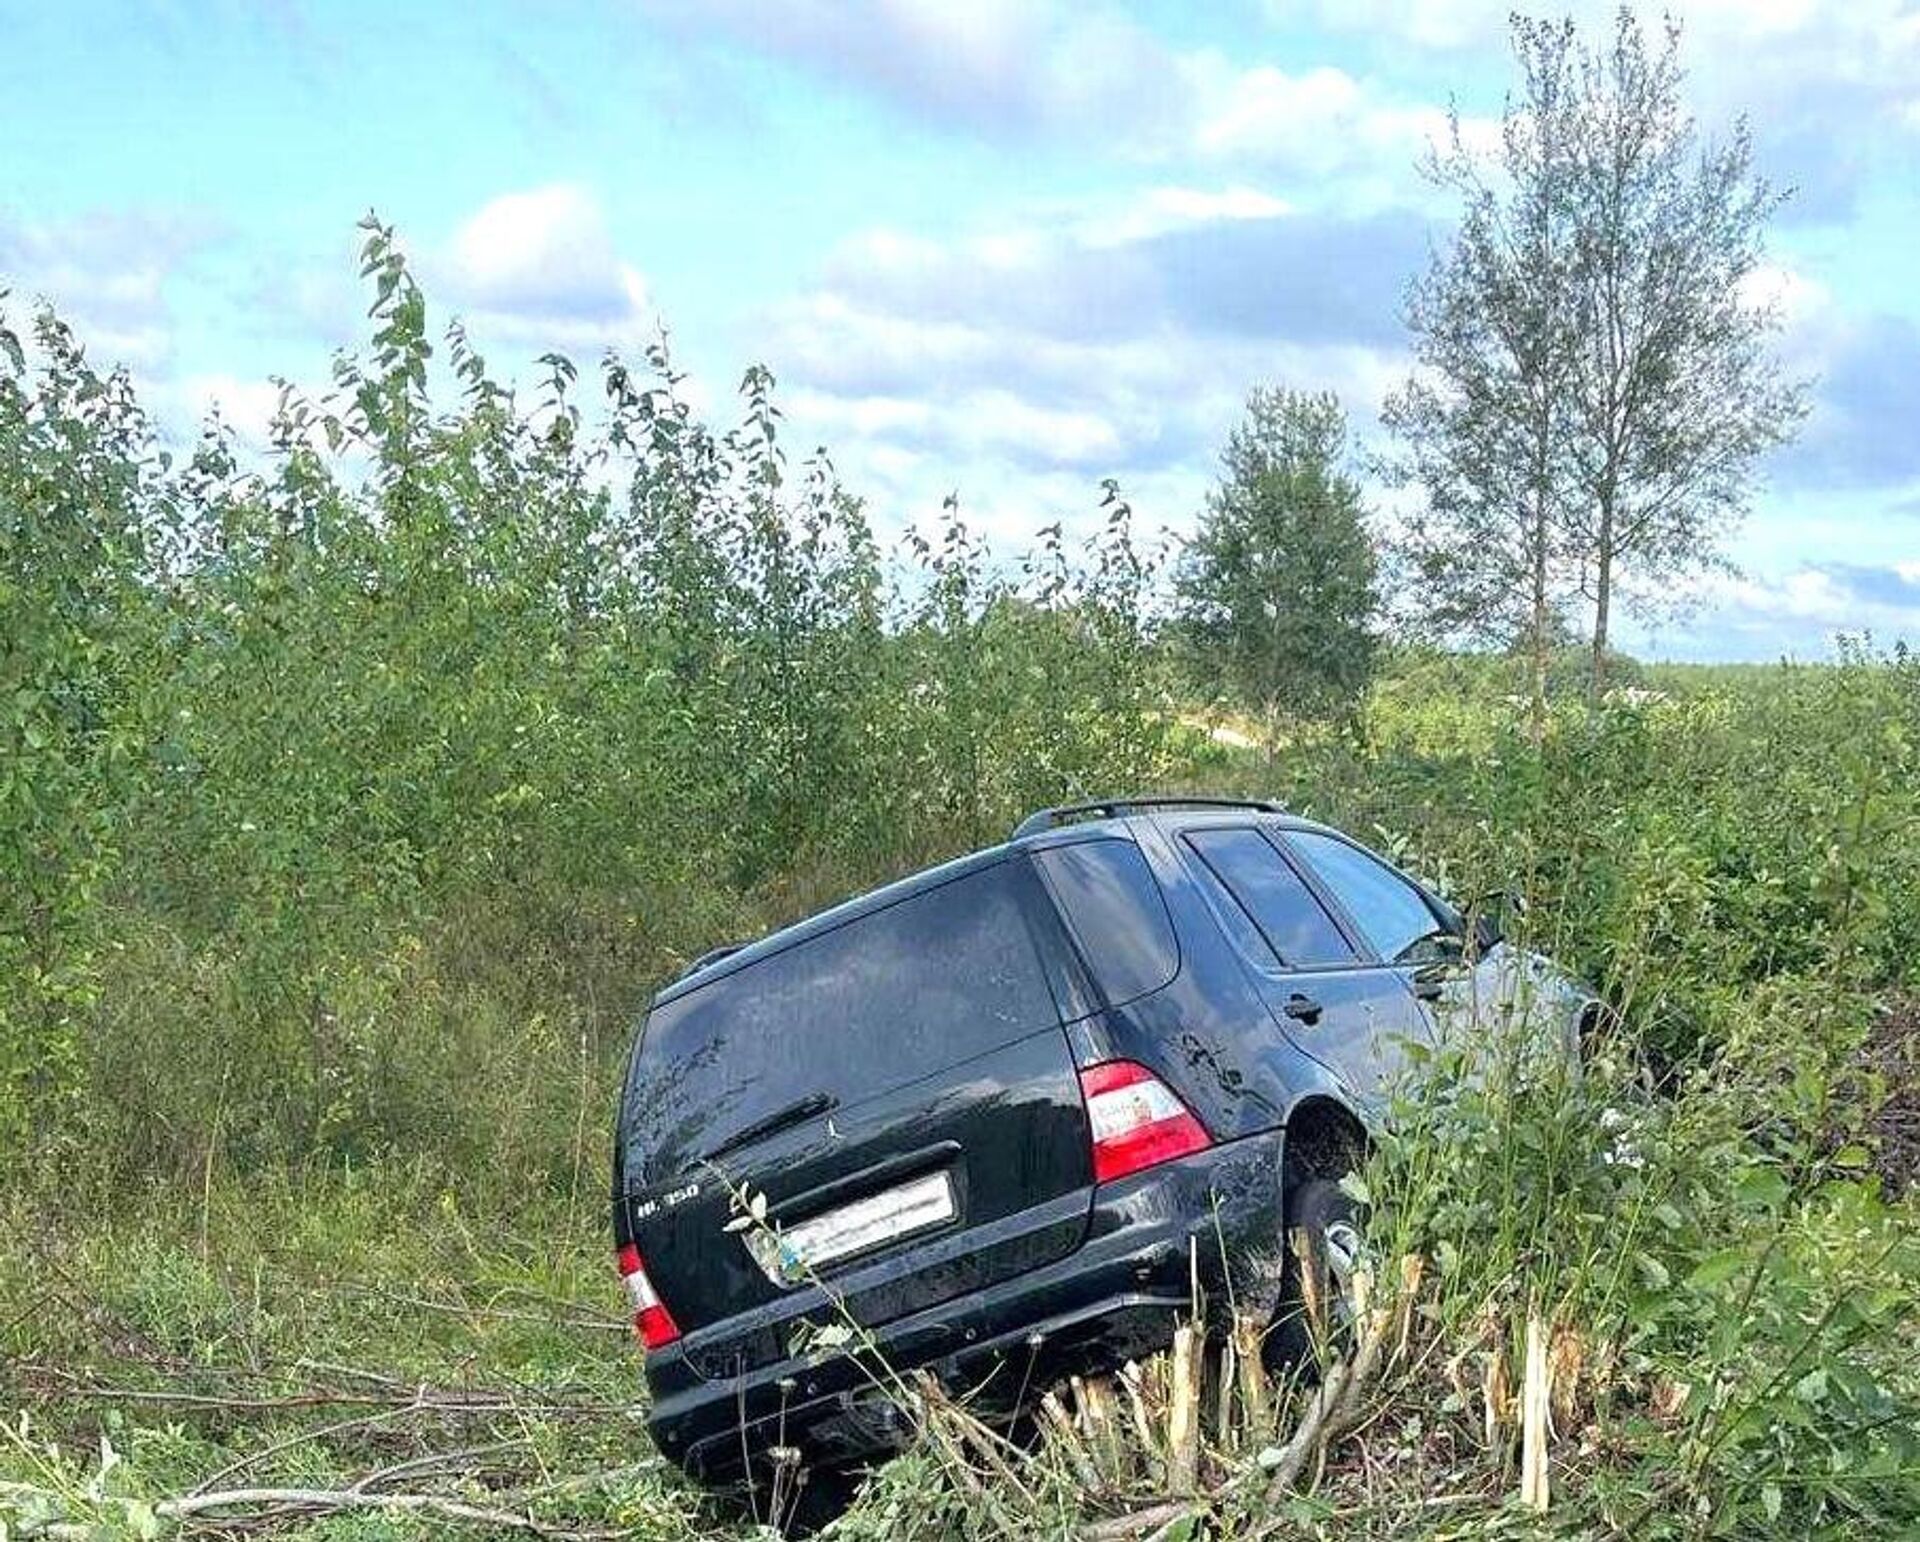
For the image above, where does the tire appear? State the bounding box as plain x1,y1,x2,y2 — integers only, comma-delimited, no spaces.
1265,1176,1366,1374
777,1466,861,1536
703,1462,861,1538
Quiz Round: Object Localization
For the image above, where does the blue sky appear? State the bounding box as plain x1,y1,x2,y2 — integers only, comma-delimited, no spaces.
3,0,1917,661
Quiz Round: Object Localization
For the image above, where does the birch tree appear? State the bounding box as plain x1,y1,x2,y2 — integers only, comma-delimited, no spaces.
1385,17,1584,738
1390,9,1805,708
1560,10,1806,698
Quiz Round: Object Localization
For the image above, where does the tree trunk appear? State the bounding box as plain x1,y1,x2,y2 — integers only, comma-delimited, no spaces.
1589,492,1614,705
1528,487,1550,743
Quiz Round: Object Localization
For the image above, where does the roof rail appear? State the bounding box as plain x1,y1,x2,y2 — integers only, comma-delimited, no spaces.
675,940,749,982
1010,795,1286,841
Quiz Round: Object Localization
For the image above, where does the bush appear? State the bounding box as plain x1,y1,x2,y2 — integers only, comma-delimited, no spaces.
0,225,1177,1188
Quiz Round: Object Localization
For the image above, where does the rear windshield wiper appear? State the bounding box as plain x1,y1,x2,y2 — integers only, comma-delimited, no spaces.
701,1091,838,1165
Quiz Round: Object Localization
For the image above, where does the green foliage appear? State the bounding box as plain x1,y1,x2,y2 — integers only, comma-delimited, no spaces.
1174,388,1378,730
0,303,161,1153
1364,989,1918,1537
1208,646,1920,1059
0,224,1176,1184
1389,11,1807,701
2,226,1916,1540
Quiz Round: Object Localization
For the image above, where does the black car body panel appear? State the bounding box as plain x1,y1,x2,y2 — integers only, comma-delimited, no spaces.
647,1130,1286,1483
613,799,1593,1490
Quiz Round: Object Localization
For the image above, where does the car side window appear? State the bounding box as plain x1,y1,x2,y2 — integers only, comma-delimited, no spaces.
1034,838,1179,1008
1185,828,1356,969
1286,830,1448,965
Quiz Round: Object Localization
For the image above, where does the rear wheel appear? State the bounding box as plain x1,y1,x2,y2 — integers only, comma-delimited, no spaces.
777,1466,861,1536
1266,1177,1366,1373
709,1463,862,1538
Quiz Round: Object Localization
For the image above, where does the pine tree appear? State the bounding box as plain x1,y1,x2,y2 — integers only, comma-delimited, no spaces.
1176,389,1379,741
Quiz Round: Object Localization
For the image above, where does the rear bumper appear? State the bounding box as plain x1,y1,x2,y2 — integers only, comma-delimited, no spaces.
642,1128,1286,1486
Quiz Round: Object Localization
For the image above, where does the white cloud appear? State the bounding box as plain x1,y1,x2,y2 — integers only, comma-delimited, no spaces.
177,372,287,448
1709,564,1917,646
1191,62,1452,173
787,388,933,438
1735,262,1829,326
643,0,1475,198
783,384,1131,481
1299,1,1920,219
1305,0,1910,56
756,185,1421,547
963,391,1125,464
440,184,651,350
1296,0,1491,51
1075,185,1295,247
0,208,206,374
639,0,1184,147
1765,285,1920,493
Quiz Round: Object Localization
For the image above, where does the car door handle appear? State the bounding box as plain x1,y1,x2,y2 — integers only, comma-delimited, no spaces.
1283,993,1323,1025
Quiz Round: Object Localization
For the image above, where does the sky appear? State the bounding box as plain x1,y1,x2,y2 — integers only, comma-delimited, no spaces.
2,0,1917,662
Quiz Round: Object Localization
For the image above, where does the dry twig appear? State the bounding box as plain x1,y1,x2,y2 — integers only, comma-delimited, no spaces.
156,1485,618,1538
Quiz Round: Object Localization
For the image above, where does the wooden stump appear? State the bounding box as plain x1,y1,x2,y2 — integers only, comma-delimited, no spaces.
1165,1323,1204,1494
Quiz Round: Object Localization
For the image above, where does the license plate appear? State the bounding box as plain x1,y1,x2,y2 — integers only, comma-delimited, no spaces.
746,1170,956,1284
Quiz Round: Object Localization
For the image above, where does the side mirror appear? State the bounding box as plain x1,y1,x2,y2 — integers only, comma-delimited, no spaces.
1470,889,1528,953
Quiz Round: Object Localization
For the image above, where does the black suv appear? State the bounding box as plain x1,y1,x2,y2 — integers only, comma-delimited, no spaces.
612,797,1593,1494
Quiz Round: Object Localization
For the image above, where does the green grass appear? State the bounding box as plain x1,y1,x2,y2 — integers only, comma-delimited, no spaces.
6,649,1920,1537
1,1165,721,1539
7,991,1914,1539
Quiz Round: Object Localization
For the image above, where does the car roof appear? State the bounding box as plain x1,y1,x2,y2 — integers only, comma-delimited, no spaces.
652,840,1016,1007
651,799,1343,1007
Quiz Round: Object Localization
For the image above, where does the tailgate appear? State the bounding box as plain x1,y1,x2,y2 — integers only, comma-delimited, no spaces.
617,859,1094,1376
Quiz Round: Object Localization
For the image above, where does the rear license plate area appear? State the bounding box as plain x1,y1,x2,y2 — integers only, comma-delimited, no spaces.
746,1169,956,1284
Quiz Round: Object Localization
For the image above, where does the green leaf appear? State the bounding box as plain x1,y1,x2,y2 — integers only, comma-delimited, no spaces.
1735,1165,1789,1208
1762,1483,1783,1523
1685,1249,1747,1292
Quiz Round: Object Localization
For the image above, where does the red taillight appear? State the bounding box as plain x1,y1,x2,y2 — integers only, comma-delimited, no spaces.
1079,1060,1212,1183
615,1242,681,1351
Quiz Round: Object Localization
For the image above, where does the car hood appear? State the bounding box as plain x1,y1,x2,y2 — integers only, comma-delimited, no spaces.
1434,942,1597,1063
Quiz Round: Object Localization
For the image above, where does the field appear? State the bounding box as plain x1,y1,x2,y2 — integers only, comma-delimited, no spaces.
4,255,1919,1537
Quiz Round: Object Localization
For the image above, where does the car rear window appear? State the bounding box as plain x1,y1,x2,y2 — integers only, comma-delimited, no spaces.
1034,838,1178,1009
623,862,1057,1181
